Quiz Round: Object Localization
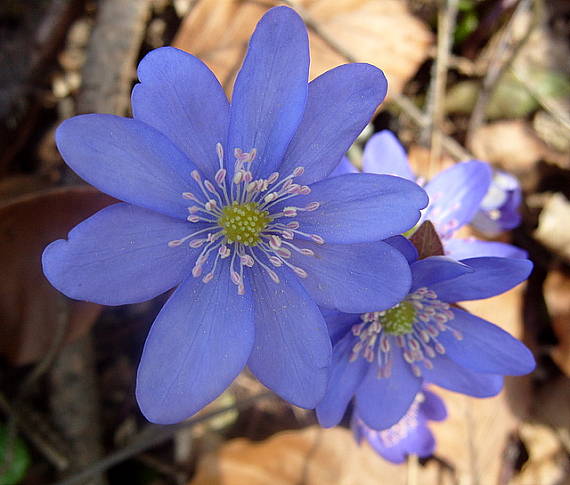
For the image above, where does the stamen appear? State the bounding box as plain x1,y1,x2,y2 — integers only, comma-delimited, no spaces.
348,287,457,380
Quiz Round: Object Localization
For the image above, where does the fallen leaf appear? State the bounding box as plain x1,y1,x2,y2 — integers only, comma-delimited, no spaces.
0,175,52,204
543,269,570,376
532,376,570,458
173,0,433,98
0,186,115,365
188,425,449,485
471,120,549,176
430,285,533,485
409,220,445,259
510,422,567,485
534,193,570,262
406,144,456,179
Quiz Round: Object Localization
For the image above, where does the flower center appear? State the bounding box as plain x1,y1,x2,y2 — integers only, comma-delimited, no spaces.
350,287,462,378
381,301,416,335
218,201,271,246
167,143,325,295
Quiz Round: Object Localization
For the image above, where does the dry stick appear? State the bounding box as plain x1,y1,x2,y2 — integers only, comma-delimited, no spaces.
466,0,538,149
465,401,480,485
423,0,459,178
0,296,71,474
510,68,570,133
0,393,70,471
281,0,472,161
407,453,419,485
49,392,273,485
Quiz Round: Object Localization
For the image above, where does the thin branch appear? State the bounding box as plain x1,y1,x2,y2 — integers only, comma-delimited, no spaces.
423,0,459,177
0,297,70,473
281,0,472,161
466,0,539,148
49,392,273,485
510,68,570,133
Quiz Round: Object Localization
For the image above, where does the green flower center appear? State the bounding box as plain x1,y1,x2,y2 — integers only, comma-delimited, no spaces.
381,301,416,335
218,201,271,246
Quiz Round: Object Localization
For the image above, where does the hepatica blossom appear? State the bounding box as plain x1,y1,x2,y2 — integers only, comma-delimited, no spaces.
351,388,447,464
333,131,525,260
42,7,428,424
317,242,535,430
471,171,522,237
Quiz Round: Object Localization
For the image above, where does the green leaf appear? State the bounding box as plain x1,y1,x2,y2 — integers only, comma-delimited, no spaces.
0,425,31,485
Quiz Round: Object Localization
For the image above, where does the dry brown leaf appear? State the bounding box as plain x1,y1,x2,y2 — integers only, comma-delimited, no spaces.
532,375,570,459
0,175,52,204
188,425,453,485
0,186,115,365
534,193,570,262
173,0,433,98
470,120,549,176
407,144,455,180
510,423,567,485
430,285,533,485
543,269,570,376
410,220,445,259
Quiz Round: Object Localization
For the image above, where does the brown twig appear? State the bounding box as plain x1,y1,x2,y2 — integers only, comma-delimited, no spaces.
0,393,70,471
49,392,273,485
0,295,70,474
281,0,472,162
466,0,539,149
510,68,570,133
407,453,419,485
422,0,459,177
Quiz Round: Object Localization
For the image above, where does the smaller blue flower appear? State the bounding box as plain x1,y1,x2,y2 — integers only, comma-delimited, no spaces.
316,240,535,430
471,171,522,236
333,130,526,259
351,387,447,464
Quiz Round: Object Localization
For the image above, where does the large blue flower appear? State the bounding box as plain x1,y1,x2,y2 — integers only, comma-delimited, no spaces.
333,130,525,259
41,7,427,424
351,387,447,464
316,240,535,430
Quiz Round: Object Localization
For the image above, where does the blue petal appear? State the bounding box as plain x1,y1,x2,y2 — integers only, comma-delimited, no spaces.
362,131,415,180
355,347,421,429
430,257,532,302
136,264,254,424
294,173,428,244
247,266,331,408
439,308,535,375
321,308,360,345
444,238,528,259
316,333,369,427
279,63,387,185
410,256,473,291
56,114,199,219
42,203,200,305
132,47,229,179
384,235,419,264
368,421,435,463
420,389,447,421
424,161,492,237
290,240,411,313
227,7,308,179
423,356,504,397
329,157,358,177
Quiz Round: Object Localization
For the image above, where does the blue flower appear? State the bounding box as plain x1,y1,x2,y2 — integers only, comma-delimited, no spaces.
351,387,447,464
316,240,535,430
471,171,522,236
41,7,428,424
333,130,525,259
